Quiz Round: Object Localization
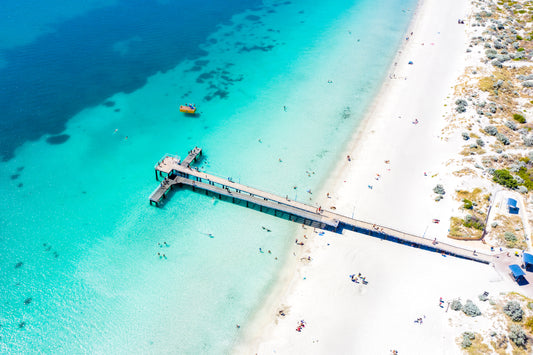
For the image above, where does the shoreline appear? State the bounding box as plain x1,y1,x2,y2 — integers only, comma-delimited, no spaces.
233,0,516,353
232,1,425,351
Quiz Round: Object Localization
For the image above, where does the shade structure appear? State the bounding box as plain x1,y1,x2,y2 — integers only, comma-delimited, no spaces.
508,198,519,214
509,264,526,280
524,253,533,267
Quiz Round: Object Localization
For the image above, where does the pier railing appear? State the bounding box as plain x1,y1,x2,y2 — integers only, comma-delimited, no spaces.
149,149,495,265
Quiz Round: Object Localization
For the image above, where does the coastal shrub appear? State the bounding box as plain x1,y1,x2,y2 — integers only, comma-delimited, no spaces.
490,106,497,114
513,113,526,123
470,144,479,149
492,60,503,68
486,49,498,59
509,324,527,347
493,169,518,189
518,167,533,190
518,186,528,193
451,299,463,311
522,81,533,87
476,138,485,147
478,293,489,302
494,41,504,49
433,184,445,195
497,54,510,62
463,215,484,230
523,135,533,147
456,99,468,113
462,132,470,140
484,125,498,136
463,199,474,209
505,232,518,243
505,120,517,131
504,301,524,321
461,332,475,348
491,222,498,228
496,132,510,145
510,161,526,172
462,300,481,317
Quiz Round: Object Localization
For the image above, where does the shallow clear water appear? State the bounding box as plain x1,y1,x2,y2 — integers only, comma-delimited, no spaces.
0,0,416,353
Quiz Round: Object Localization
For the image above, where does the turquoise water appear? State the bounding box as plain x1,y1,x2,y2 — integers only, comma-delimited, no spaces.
0,0,416,353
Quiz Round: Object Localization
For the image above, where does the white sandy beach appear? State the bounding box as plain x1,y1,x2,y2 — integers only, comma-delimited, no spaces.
234,0,525,353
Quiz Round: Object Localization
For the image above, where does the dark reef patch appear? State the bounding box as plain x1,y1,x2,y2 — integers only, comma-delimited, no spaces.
240,45,275,52
24,297,32,305
114,108,121,112
103,100,115,107
10,174,19,180
46,134,70,145
187,65,203,72
196,71,216,83
17,183,23,188
0,0,262,161
14,261,23,269
195,60,210,67
245,15,261,21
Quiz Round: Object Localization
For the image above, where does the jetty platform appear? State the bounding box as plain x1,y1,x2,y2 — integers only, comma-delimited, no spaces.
149,148,497,265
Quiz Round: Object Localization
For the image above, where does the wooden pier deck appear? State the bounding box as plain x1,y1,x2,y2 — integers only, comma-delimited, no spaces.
181,147,202,167
149,150,496,265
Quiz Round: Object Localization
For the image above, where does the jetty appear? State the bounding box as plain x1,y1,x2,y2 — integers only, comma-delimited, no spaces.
149,148,497,265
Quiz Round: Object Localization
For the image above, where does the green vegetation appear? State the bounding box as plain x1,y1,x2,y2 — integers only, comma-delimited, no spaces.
463,199,474,209
517,35,524,40
464,214,485,230
513,113,526,123
493,169,518,189
517,167,533,190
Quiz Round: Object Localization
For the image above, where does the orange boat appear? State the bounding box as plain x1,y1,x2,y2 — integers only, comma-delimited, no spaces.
180,103,197,114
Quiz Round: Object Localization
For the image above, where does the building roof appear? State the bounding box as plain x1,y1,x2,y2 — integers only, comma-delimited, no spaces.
509,264,526,279
508,198,517,208
524,253,533,266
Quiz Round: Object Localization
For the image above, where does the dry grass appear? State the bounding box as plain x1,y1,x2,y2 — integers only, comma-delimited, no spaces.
449,216,483,239
460,146,486,156
458,333,492,354
453,168,477,177
491,214,526,249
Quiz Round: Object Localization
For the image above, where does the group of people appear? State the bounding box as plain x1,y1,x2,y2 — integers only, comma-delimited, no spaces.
296,320,306,332
372,224,385,233
349,273,368,285
157,241,169,259
414,317,424,324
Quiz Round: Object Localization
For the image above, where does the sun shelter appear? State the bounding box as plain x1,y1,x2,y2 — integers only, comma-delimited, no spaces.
509,264,526,282
524,253,533,269
508,198,519,215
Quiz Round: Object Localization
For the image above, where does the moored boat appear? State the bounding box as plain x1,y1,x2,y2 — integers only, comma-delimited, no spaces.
180,103,196,114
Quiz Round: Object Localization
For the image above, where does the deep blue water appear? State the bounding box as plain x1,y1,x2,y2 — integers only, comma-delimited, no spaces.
0,0,262,161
